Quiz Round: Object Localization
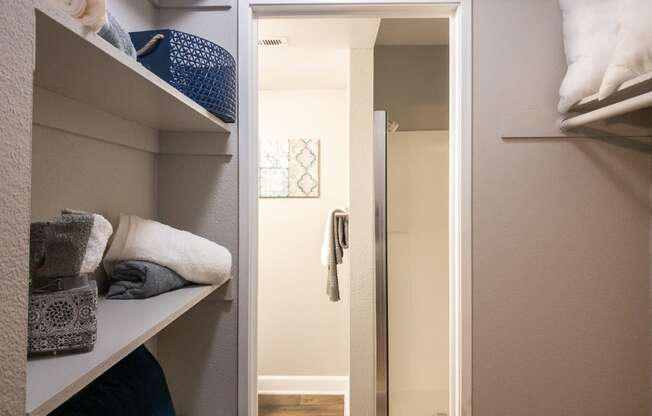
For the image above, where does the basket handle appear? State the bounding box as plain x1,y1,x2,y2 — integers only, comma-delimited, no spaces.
136,34,165,57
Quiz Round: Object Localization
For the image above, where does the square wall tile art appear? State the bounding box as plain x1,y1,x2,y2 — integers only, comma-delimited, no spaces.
259,138,320,198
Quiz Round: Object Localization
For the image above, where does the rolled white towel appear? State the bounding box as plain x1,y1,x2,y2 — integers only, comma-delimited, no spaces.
103,215,232,286
80,213,113,274
79,0,107,33
60,209,114,274
56,0,87,18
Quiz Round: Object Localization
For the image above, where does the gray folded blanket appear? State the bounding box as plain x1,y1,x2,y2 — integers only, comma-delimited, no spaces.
107,261,188,300
30,210,113,287
98,13,137,59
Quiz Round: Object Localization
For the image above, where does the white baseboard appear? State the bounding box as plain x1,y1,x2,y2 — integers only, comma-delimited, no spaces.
258,375,348,394
258,375,349,416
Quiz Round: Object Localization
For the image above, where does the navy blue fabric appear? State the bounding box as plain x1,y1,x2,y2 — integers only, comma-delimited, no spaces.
50,346,175,416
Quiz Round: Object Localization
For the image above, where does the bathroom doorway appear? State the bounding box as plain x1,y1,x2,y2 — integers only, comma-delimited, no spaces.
241,3,472,416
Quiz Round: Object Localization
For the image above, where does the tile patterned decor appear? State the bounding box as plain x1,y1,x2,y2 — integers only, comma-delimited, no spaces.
259,138,320,198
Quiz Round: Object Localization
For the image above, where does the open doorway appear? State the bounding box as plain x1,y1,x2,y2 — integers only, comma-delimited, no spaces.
256,18,375,416
247,4,471,416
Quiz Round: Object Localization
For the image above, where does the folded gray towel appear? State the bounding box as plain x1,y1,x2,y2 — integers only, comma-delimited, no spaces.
107,261,188,300
30,210,112,286
98,13,137,59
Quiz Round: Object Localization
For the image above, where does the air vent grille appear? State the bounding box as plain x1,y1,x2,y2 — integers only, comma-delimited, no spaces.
258,37,289,47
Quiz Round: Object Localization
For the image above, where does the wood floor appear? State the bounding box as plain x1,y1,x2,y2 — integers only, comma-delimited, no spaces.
258,394,345,416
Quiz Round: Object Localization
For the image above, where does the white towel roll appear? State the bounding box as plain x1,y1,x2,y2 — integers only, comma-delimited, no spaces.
79,0,107,33
79,213,113,274
57,0,87,18
103,215,232,286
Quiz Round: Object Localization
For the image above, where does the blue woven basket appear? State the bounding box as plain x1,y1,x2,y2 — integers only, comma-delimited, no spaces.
130,30,236,123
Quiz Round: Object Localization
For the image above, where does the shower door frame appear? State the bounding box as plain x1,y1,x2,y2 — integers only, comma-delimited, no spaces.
238,2,473,415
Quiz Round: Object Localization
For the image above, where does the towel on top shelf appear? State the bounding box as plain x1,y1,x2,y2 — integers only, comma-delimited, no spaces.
97,12,137,58
103,214,232,287
58,0,86,18
54,0,137,58
56,0,108,32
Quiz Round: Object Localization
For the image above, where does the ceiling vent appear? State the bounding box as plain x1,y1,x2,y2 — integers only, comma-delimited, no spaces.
258,37,289,47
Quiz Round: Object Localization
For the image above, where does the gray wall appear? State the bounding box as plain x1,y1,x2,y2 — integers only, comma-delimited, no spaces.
374,45,449,131
156,147,238,415
0,1,33,414
150,6,240,416
473,1,650,415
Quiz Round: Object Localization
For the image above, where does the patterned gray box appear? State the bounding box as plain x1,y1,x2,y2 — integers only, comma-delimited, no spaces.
28,281,98,354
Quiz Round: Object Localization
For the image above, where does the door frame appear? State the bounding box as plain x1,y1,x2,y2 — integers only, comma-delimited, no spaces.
237,2,473,415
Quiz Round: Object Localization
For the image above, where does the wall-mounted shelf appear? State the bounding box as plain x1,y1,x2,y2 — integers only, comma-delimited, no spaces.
26,285,218,416
561,72,652,131
34,0,231,133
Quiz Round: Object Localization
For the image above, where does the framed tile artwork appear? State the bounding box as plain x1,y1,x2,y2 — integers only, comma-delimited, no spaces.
259,138,320,198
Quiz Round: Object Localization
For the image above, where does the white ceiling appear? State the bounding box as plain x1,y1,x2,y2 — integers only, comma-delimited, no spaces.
375,18,449,46
257,17,448,90
258,18,380,90
258,18,381,49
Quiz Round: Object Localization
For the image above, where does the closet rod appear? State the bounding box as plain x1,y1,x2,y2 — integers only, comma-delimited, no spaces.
560,91,652,131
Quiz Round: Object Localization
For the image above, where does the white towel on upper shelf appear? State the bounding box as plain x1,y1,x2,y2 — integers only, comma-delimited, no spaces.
55,0,107,32
103,214,232,286
79,0,107,32
57,0,86,18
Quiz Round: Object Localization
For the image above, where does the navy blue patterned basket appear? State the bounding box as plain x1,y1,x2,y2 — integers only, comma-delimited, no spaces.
130,30,236,123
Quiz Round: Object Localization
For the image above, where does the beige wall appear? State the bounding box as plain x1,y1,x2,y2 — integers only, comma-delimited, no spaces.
0,1,33,414
473,1,650,415
374,46,449,131
257,89,350,377
348,48,377,416
388,130,449,415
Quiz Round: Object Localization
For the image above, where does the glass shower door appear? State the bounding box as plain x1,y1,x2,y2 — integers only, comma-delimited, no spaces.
376,111,450,416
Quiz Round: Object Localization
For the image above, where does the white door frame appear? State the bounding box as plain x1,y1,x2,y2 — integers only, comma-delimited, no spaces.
237,2,473,415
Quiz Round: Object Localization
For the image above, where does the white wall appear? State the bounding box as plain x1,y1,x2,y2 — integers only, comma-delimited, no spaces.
388,130,449,415
258,89,350,377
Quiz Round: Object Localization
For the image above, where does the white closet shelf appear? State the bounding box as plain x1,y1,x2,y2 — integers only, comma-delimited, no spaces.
26,285,218,416
561,72,652,131
34,0,231,133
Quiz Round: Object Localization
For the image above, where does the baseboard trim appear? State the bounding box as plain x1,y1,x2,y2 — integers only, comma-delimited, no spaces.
258,375,348,395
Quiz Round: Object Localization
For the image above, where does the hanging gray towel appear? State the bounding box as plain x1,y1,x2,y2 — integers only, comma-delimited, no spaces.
107,260,188,300
323,209,349,302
